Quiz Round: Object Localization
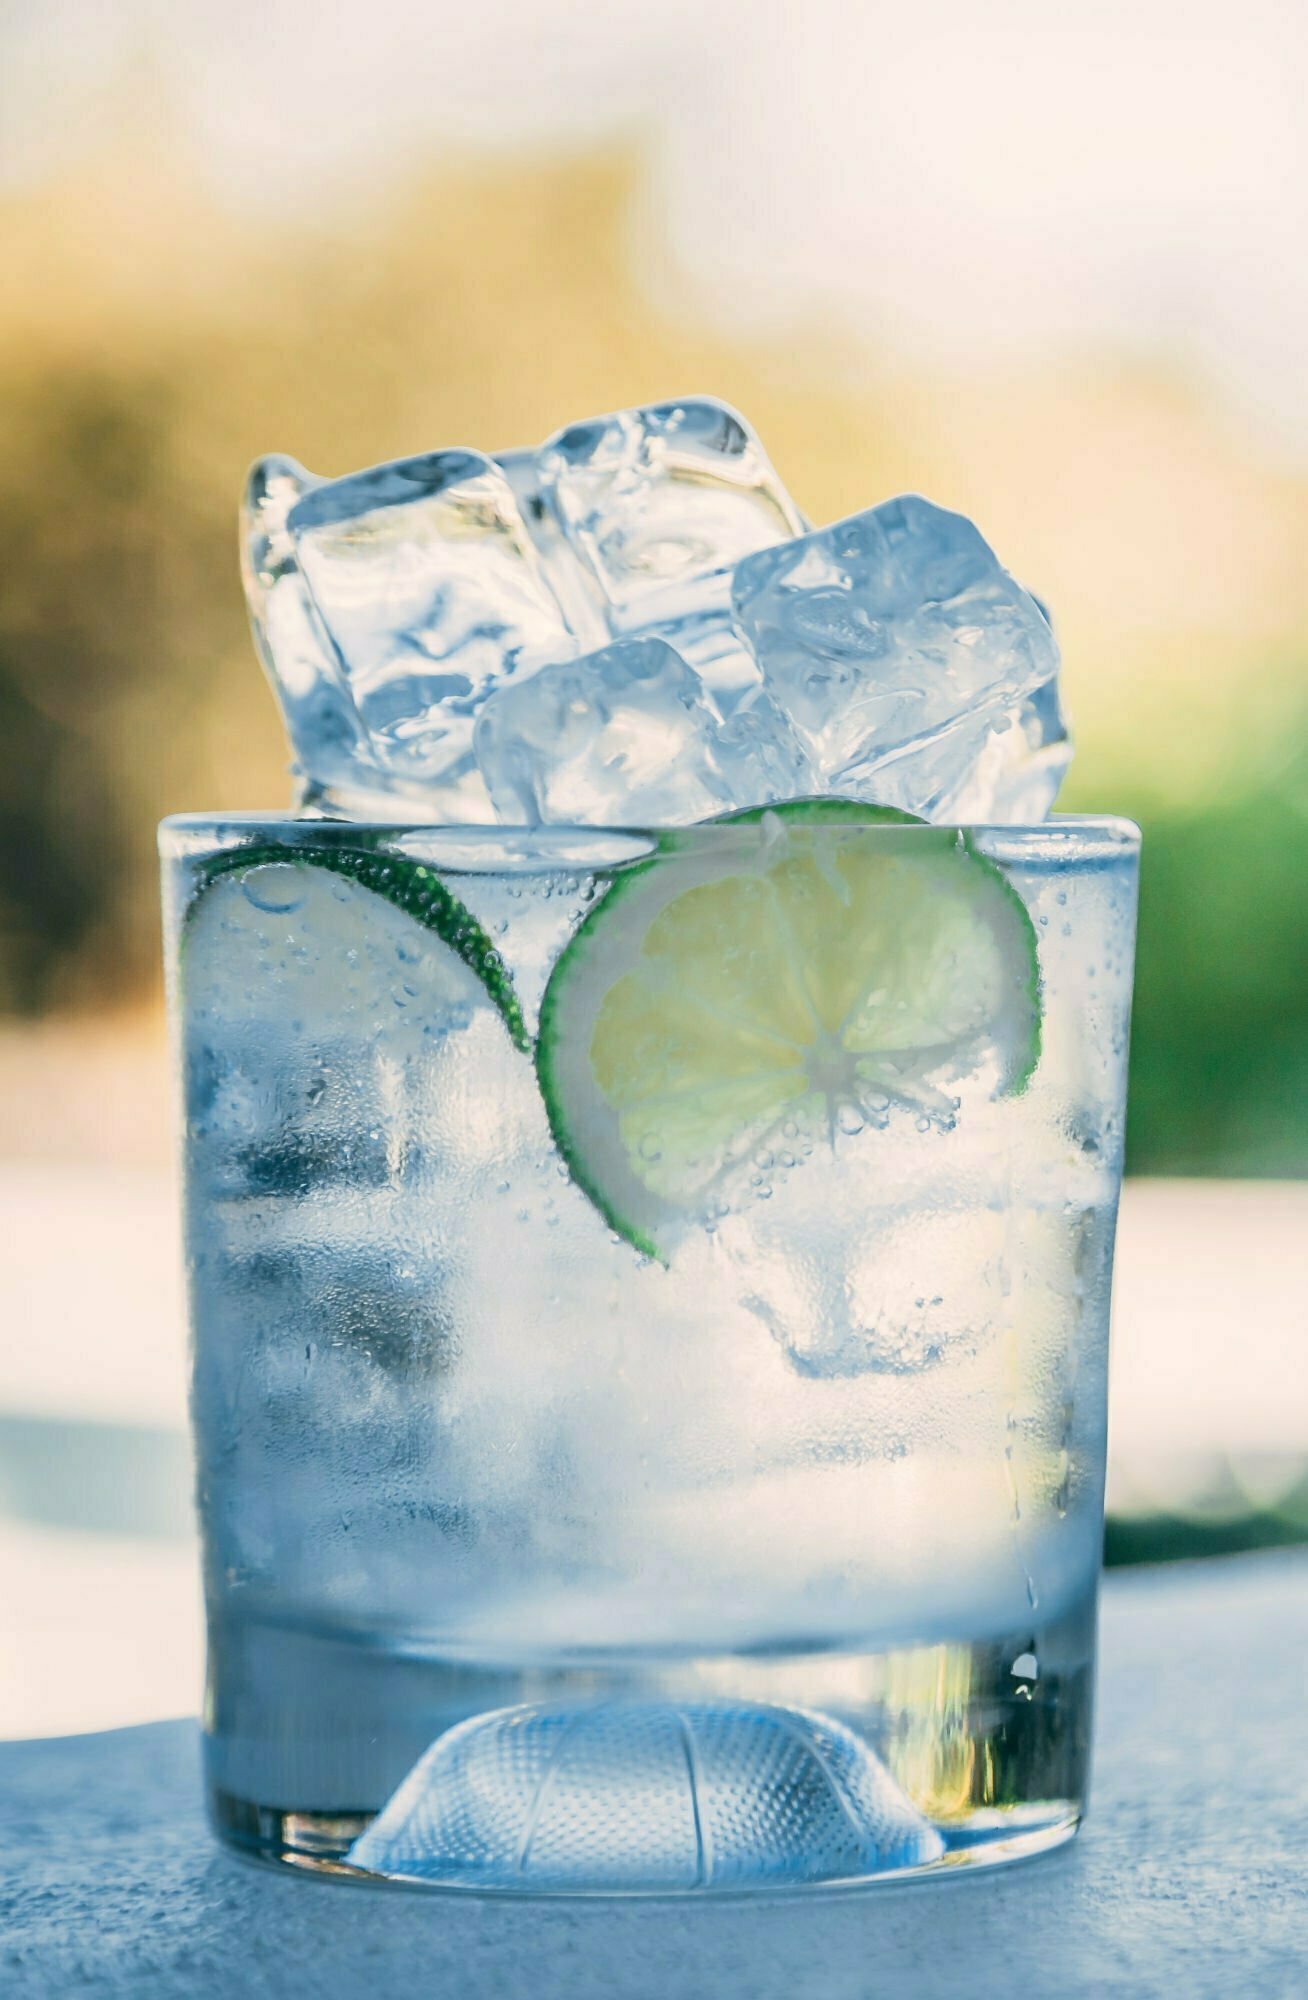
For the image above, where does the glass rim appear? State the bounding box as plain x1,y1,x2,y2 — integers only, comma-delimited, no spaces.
161,809,1139,837
160,811,1140,874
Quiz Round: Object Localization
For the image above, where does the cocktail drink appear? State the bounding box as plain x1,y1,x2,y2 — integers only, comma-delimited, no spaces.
163,402,1138,1890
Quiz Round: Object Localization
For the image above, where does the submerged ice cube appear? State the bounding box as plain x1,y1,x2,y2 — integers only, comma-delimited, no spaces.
732,496,1067,821
729,1197,1004,1381
475,637,736,826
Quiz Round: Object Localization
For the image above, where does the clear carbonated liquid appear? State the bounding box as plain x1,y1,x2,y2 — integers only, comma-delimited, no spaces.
168,818,1137,1890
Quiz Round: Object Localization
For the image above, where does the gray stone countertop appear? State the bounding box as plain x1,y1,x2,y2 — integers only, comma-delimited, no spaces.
3,1551,1307,2000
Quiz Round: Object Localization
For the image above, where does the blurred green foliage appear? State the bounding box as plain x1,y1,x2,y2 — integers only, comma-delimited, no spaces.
1126,762,1308,1175
0,143,1304,1176
1104,1469,1308,1565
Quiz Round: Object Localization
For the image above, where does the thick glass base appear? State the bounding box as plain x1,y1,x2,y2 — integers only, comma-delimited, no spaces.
214,1786,1080,1893
206,1592,1093,1894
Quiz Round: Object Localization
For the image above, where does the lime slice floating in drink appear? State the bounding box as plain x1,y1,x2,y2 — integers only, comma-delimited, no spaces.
537,800,1041,1261
185,845,528,1052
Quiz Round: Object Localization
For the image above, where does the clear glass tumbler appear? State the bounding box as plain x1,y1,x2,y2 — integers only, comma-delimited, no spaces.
162,809,1139,1892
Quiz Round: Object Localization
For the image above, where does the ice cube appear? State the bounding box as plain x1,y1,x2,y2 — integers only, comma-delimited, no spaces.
731,496,1066,821
245,417,1067,829
537,397,805,707
473,637,728,825
713,687,817,805
241,456,392,813
284,450,577,821
493,446,611,655
941,675,1072,823
475,638,818,826
244,401,810,823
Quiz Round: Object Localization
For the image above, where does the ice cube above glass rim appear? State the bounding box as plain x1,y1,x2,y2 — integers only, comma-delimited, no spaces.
241,395,1071,829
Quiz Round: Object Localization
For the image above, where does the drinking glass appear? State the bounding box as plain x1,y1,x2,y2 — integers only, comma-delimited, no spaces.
161,811,1139,1891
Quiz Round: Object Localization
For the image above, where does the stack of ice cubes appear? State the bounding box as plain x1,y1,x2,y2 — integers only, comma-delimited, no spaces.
243,398,1069,826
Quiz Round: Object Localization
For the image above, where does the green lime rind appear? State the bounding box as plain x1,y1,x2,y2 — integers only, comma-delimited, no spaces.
965,835,1042,1095
536,798,1043,1261
536,1020,664,1263
184,843,530,1054
716,798,924,829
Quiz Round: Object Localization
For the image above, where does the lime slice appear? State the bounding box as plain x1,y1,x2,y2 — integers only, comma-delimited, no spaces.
537,800,1040,1260
186,845,528,1051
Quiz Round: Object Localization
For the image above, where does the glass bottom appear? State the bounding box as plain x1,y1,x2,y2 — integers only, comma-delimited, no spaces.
214,1789,1080,1895
205,1594,1094,1895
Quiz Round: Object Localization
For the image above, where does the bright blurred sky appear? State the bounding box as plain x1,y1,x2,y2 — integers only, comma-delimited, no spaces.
3,0,1305,456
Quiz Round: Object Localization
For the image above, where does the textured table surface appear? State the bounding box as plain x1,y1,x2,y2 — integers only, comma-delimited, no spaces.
3,1552,1307,2000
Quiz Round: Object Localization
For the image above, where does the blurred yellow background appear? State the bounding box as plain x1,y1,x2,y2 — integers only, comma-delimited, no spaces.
2,0,1306,1737
2,10,1305,1181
